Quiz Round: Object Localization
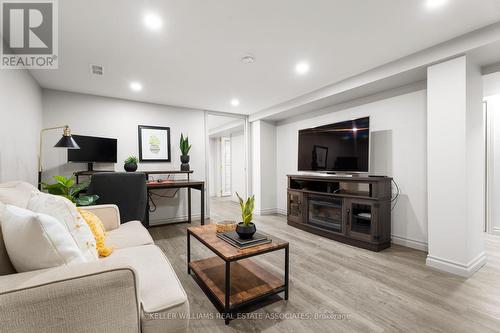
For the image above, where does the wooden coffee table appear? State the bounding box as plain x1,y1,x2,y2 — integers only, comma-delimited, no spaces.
187,224,289,324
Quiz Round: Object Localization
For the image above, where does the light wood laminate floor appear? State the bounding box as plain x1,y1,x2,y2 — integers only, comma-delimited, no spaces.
148,197,500,332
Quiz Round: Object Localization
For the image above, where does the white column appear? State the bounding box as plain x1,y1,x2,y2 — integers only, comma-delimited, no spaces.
426,55,486,277
251,120,277,215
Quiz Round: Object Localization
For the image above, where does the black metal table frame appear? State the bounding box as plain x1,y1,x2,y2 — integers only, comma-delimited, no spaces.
146,181,205,227
187,230,289,325
73,170,204,228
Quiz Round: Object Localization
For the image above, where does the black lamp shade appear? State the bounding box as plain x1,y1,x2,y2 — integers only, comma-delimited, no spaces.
54,135,80,149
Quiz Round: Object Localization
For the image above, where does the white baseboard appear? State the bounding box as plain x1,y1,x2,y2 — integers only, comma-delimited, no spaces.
257,208,278,216
426,252,487,278
391,235,428,251
277,208,287,216
149,213,203,226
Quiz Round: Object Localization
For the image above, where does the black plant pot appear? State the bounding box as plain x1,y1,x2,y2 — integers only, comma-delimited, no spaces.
124,162,137,172
180,155,190,171
236,222,256,240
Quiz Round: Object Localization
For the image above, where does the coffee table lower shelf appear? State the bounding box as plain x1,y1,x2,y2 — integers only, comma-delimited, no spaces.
189,257,285,313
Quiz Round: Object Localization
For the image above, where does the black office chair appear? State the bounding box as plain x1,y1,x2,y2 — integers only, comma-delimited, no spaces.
87,172,148,225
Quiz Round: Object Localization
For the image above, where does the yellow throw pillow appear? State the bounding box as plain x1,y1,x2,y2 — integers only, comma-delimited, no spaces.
77,208,113,257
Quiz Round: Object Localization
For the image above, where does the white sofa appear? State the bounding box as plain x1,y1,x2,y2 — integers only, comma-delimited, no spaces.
0,181,189,333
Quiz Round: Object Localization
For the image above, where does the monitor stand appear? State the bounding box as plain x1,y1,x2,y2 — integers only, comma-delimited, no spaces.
87,162,94,171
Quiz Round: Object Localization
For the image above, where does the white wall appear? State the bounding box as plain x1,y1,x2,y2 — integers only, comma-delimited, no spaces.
426,56,485,277
41,89,206,225
251,121,261,212
275,90,428,250
208,137,219,197
484,73,500,236
231,130,245,202
251,120,277,215
0,71,42,186
259,121,277,213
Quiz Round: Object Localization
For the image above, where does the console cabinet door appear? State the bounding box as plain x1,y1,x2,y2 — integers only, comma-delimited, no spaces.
345,199,377,242
288,191,304,223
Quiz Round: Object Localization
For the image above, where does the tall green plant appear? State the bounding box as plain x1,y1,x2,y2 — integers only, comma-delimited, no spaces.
42,175,99,206
179,133,191,155
236,193,255,226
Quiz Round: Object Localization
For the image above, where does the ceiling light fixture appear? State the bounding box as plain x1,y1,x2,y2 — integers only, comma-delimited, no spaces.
295,61,310,75
231,99,240,107
143,13,163,31
241,56,255,64
425,0,447,9
130,81,143,92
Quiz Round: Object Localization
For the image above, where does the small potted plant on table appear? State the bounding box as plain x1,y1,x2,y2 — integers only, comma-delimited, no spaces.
236,193,256,239
180,133,191,171
124,156,138,172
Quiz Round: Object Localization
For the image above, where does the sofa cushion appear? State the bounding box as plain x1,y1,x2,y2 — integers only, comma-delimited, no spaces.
0,223,15,276
0,181,38,209
106,221,154,249
28,192,98,261
101,245,189,332
0,203,87,272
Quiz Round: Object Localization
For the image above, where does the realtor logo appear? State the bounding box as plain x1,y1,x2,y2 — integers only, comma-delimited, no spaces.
1,0,58,69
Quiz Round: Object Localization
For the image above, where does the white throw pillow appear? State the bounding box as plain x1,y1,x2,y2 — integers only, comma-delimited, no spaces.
28,192,98,261
0,202,87,272
0,181,39,209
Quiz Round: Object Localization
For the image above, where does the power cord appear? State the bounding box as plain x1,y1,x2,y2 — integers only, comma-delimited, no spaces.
391,178,400,211
147,174,180,213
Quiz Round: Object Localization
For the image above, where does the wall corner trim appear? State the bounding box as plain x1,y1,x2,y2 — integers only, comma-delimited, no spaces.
426,252,487,278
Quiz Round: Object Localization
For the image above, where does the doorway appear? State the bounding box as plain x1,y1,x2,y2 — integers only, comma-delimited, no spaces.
206,113,248,222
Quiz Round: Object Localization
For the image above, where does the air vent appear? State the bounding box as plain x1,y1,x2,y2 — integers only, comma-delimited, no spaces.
90,64,103,76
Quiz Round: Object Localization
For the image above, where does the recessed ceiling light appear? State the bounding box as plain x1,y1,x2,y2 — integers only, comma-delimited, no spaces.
231,99,240,107
143,13,162,31
295,61,310,75
130,82,143,92
426,0,447,9
241,56,255,64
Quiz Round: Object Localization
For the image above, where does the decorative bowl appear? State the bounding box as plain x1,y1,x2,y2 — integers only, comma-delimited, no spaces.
215,220,237,233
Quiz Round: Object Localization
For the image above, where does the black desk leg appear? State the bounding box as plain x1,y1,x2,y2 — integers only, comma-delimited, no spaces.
188,188,192,223
285,245,289,300
187,232,191,274
201,183,205,225
225,261,231,325
145,201,150,228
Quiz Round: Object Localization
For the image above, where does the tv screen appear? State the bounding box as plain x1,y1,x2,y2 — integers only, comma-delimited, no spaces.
298,117,370,172
68,135,117,163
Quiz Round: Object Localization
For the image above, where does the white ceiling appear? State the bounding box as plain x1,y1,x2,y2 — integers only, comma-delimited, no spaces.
31,0,500,114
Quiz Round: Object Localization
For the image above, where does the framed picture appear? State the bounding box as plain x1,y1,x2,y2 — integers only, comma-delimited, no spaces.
313,145,328,169
138,125,171,162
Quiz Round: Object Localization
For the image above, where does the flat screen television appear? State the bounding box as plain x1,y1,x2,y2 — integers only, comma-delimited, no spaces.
68,135,117,164
297,117,370,172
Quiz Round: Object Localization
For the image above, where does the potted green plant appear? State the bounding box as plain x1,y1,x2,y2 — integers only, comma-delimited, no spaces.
236,193,256,239
41,175,99,206
124,155,138,172
179,133,192,171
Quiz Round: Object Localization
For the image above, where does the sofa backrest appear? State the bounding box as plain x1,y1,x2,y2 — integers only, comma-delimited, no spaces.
0,181,39,275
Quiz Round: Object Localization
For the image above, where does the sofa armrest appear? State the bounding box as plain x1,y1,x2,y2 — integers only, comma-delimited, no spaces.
0,262,140,333
82,204,121,231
